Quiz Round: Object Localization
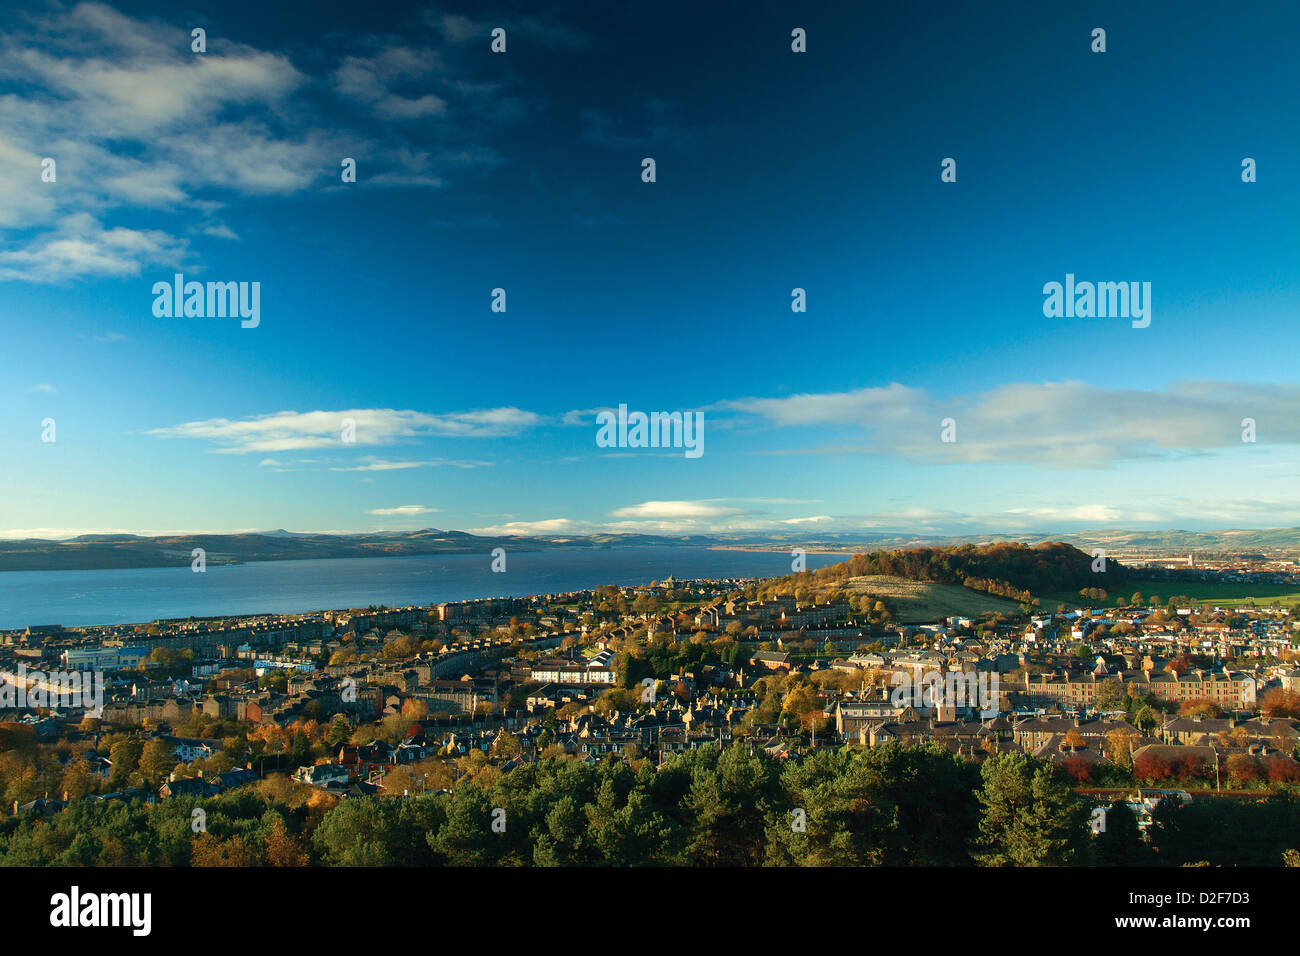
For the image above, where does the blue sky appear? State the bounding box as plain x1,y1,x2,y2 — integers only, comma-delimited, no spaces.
2,0,1298,538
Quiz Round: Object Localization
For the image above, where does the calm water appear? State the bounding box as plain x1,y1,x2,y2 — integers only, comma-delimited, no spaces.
0,547,849,629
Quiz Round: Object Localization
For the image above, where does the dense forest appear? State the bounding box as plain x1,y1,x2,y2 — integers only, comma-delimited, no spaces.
1,742,1296,867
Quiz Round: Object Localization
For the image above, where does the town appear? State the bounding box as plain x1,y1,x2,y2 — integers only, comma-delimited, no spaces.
0,542,1298,866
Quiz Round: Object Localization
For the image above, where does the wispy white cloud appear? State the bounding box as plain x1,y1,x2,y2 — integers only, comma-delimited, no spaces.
0,2,540,282
561,406,610,426
0,213,186,282
723,380,1300,468
329,457,493,471
201,223,239,241
149,407,543,453
366,505,440,516
430,10,587,48
334,47,446,119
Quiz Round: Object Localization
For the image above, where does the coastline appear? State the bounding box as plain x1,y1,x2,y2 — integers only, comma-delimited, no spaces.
0,546,852,631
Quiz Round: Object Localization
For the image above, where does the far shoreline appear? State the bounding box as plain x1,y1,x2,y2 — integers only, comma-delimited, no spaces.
708,545,857,556
0,546,855,631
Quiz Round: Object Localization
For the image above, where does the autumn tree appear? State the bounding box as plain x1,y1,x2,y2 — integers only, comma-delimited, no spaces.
1179,698,1222,718
1104,728,1138,768
1262,689,1300,719
60,755,98,801
191,832,263,867
264,816,309,866
491,731,523,761
138,739,177,788
401,698,429,721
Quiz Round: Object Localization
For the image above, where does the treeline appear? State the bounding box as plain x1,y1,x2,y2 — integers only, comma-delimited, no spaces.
1,743,1296,866
783,542,1128,600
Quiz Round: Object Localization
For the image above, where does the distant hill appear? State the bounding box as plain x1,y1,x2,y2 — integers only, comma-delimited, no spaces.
1,526,1295,573
0,529,716,572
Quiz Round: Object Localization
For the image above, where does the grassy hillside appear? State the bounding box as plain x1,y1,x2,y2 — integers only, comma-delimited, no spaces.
844,575,1023,623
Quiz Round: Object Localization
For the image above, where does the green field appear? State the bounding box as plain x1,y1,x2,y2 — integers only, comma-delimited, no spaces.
1039,581,1300,610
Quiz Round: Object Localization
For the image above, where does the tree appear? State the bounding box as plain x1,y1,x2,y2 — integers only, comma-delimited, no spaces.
1133,752,1172,784
976,752,1091,865
401,698,429,721
1134,705,1159,733
680,745,787,867
107,739,143,789
1104,727,1138,768
532,794,593,866
264,816,309,867
1266,757,1300,784
138,739,177,788
1060,756,1092,783
584,774,678,866
1179,698,1222,718
428,784,503,866
191,833,262,867
60,755,97,801
492,731,523,761
312,798,396,866
326,715,353,747
1093,800,1149,865
1261,689,1300,719
289,731,311,769
1094,678,1124,712
1226,753,1261,787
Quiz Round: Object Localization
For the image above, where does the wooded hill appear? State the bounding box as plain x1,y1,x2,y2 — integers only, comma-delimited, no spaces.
784,542,1129,605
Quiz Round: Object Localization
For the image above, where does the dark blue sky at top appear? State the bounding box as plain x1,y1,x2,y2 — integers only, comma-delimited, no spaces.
2,0,1297,536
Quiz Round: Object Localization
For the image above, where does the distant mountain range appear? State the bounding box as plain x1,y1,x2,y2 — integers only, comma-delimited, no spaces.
1,526,1298,572
0,529,718,571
